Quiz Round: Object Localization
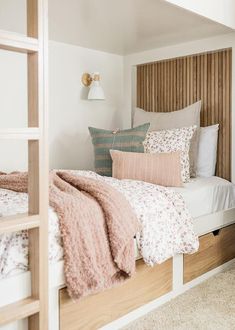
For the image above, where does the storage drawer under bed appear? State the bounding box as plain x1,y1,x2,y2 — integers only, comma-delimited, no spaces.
59,258,172,330
184,223,235,284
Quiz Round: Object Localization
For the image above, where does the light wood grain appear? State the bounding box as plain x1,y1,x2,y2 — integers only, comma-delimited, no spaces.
28,53,39,127
27,0,49,329
27,0,38,38
28,227,40,330
27,15,40,329
0,214,40,234
0,298,40,326
60,259,172,330
136,48,232,180
184,224,235,283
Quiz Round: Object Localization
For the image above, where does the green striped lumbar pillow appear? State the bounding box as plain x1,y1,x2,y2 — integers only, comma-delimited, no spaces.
88,123,150,177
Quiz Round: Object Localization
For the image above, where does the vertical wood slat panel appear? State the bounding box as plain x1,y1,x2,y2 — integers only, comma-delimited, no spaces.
136,49,232,180
151,64,154,113
171,61,174,110
173,60,177,110
203,54,208,126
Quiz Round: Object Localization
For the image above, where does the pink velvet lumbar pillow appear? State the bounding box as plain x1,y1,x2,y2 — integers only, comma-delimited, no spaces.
110,150,183,187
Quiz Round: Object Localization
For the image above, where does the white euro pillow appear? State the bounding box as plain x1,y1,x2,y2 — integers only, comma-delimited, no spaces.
134,101,201,131
196,124,219,177
134,101,201,177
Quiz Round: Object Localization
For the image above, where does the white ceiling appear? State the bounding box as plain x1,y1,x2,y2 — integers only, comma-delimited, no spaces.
0,0,233,55
49,0,233,55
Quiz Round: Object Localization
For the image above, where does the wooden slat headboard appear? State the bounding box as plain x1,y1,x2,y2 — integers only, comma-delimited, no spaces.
136,48,232,180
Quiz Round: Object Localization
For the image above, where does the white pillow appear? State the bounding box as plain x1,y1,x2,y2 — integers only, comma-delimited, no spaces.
143,126,197,183
134,101,201,130
196,124,219,177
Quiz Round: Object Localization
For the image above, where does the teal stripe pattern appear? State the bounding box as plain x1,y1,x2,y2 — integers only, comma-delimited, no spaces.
89,123,150,176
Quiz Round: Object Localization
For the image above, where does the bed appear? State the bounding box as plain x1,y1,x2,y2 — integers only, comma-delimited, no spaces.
0,47,234,330
0,174,234,280
54,175,235,330
0,173,235,330
173,176,235,219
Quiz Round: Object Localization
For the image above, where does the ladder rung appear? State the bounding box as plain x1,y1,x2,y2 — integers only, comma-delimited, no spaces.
0,298,40,326
0,128,40,140
0,30,39,53
0,214,40,234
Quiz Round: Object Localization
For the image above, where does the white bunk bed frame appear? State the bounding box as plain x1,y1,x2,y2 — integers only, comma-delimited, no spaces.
0,3,234,330
0,0,49,329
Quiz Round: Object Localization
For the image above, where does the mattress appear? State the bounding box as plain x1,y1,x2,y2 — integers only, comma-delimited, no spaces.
172,176,235,219
0,174,234,279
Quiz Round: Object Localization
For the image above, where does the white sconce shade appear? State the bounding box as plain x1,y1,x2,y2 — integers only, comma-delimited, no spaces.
88,81,105,100
82,72,105,100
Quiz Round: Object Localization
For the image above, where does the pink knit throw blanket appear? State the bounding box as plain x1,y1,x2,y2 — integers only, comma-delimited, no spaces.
0,171,140,300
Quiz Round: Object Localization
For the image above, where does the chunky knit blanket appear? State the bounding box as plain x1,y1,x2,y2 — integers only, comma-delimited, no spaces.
0,171,140,300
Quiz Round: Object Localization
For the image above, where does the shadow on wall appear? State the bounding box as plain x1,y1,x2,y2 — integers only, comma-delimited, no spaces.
80,86,89,101
49,104,122,171
49,132,94,171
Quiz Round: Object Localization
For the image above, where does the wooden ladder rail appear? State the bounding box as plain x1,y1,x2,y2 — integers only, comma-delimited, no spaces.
0,1,49,329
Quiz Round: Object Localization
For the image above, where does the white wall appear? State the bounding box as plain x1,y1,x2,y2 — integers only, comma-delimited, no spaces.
0,42,123,172
0,50,28,172
123,32,235,181
49,41,123,170
164,0,235,29
0,0,25,34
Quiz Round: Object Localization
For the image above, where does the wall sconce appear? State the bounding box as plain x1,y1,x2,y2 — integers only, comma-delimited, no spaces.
81,72,105,100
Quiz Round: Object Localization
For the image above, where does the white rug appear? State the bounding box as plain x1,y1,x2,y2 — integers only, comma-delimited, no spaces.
123,264,235,330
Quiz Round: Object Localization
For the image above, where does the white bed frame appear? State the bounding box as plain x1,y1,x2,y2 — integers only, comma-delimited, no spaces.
0,207,235,330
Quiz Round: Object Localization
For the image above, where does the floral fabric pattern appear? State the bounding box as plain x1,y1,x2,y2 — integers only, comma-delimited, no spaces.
143,126,197,182
0,170,199,278
0,189,63,279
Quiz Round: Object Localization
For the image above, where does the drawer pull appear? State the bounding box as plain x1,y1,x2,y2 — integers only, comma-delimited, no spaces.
212,229,221,236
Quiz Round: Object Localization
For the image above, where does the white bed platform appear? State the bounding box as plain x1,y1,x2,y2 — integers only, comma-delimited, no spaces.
1,204,235,330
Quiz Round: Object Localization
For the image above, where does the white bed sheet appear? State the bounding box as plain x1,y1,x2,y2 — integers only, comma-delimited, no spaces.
171,176,235,219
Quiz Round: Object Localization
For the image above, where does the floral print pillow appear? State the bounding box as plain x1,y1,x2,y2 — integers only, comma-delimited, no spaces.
143,126,197,182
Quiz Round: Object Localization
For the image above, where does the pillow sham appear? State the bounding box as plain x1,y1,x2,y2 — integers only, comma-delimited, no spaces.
89,123,150,176
196,124,219,177
110,150,183,187
143,126,197,183
134,101,201,177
